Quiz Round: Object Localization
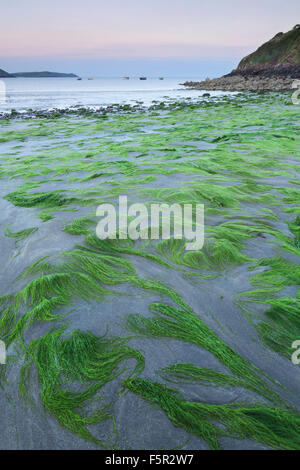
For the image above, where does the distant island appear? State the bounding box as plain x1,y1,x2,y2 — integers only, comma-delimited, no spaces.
184,24,300,92
0,68,14,78
0,69,78,78
13,71,78,78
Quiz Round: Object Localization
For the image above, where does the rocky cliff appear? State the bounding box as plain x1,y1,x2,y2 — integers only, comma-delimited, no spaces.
184,25,300,92
235,24,300,74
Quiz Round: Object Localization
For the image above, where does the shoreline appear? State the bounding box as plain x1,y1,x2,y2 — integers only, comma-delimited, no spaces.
184,66,300,92
184,76,297,92
0,91,292,121
0,103,149,121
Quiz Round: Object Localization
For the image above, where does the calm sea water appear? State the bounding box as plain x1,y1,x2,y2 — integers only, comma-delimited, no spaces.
0,77,230,113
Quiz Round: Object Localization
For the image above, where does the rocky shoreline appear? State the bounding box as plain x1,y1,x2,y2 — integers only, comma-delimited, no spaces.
184,67,300,92
0,99,196,121
184,21,300,93
0,104,147,121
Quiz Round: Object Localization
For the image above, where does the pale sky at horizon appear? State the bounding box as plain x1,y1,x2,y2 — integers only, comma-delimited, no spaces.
1,0,299,77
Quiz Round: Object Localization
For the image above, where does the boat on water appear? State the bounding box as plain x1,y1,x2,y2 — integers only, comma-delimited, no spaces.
159,77,164,80
77,78,82,80
139,76,147,80
123,77,130,80
88,78,93,80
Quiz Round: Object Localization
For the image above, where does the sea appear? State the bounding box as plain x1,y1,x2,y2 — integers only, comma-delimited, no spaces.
0,77,231,114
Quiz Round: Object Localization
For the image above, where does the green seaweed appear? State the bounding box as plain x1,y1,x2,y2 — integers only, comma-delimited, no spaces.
125,302,284,405
20,328,144,447
124,378,300,450
4,225,38,246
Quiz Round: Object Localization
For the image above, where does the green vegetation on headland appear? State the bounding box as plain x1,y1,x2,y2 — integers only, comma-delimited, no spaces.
237,24,300,71
0,92,300,449
184,25,300,91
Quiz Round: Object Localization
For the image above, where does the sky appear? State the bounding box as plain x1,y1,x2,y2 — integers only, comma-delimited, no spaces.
0,0,299,77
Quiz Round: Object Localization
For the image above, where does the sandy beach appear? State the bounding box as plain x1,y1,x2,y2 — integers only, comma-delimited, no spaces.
0,92,300,449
